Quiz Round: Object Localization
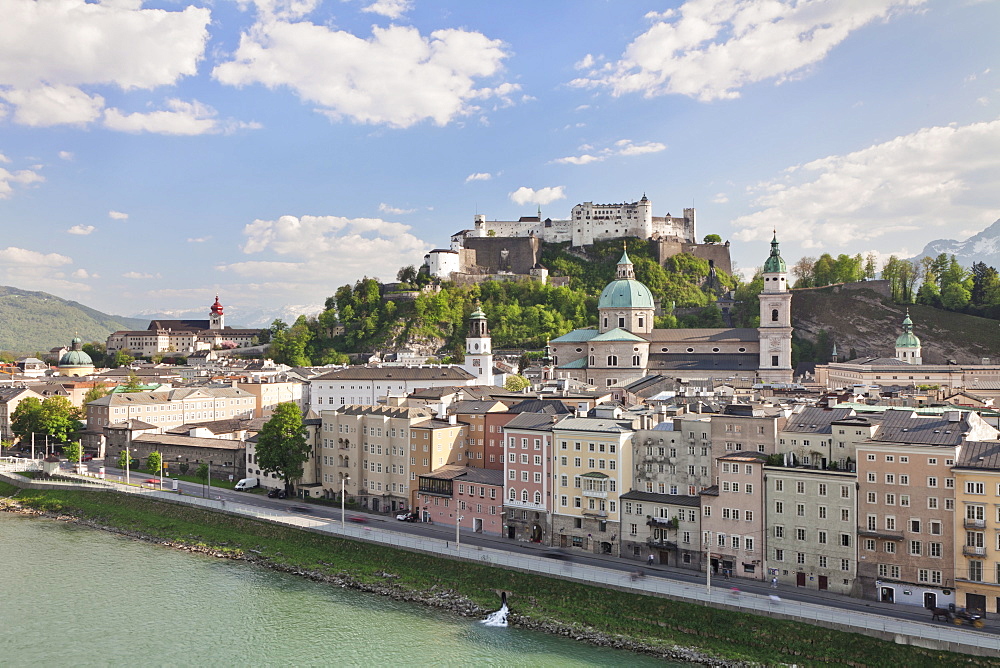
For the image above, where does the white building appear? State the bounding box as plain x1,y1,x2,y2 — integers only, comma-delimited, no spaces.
308,366,478,413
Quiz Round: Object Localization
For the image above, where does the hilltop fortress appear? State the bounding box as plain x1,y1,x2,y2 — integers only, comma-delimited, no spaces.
423,195,731,281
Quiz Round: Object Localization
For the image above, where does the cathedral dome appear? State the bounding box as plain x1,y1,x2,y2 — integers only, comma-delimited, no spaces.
599,279,655,309
763,233,787,273
59,337,93,369
895,312,920,348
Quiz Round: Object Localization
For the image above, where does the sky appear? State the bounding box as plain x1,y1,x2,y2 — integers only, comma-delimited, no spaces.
1,0,999,325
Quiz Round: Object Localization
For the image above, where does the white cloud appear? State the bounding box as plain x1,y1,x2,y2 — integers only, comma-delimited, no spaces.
465,172,493,183
109,210,129,220
218,214,433,294
67,225,96,236
0,85,104,126
551,139,666,165
509,186,566,206
0,165,44,199
362,0,412,19
58,151,74,161
104,99,225,136
214,23,514,128
0,0,211,127
187,236,211,243
712,192,729,204
570,0,925,102
122,271,157,279
72,268,98,279
732,118,1000,251
0,247,72,267
378,202,416,215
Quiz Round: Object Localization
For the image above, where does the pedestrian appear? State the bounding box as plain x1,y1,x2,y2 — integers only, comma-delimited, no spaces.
647,554,654,566
771,577,778,589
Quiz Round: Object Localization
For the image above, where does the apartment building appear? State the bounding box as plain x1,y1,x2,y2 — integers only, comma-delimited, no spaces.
417,465,505,534
502,412,559,543
620,490,702,569
764,466,858,595
952,441,1000,614
856,409,999,608
550,416,634,554
701,452,768,582
309,366,477,413
83,387,257,453
237,380,304,418
450,400,508,466
712,404,784,458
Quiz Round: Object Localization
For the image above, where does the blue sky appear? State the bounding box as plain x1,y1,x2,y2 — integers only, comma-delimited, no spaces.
1,0,999,324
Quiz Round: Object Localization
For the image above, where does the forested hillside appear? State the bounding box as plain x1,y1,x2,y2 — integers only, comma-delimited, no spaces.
0,286,148,355
265,240,739,367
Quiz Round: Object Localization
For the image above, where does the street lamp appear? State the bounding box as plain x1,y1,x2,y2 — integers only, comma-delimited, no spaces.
341,474,350,530
456,515,464,551
125,448,130,486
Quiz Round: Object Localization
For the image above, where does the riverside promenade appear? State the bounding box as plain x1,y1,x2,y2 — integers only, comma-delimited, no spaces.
2,462,998,658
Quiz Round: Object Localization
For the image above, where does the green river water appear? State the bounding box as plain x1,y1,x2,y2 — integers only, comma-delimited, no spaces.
0,513,681,667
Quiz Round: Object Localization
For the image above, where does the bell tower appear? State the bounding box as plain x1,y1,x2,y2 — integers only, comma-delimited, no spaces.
209,295,225,330
465,307,493,384
757,233,793,383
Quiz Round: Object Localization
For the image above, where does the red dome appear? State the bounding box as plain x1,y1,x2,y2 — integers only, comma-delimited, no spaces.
211,296,224,315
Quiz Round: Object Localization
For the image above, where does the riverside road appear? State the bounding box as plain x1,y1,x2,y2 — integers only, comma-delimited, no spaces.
32,462,1000,655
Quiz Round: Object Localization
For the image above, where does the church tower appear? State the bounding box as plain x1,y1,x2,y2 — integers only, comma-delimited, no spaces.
757,233,793,383
209,295,225,330
465,307,493,384
894,310,922,365
597,245,655,334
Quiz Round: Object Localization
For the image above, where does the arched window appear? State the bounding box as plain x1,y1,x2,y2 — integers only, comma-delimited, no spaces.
534,491,542,504
632,355,640,366
509,487,516,501
522,489,529,502
771,309,779,322
607,355,618,366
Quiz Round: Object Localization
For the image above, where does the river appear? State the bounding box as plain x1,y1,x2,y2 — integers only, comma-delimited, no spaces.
0,514,681,666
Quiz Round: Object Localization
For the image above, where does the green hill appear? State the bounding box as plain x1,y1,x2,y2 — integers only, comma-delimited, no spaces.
791,284,998,365
0,286,148,355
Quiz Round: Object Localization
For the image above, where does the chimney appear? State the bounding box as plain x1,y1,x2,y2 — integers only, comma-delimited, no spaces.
449,414,457,426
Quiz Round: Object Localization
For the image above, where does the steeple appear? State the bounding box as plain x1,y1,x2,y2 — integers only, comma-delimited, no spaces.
616,242,635,280
895,309,922,364
763,231,787,274
209,295,225,330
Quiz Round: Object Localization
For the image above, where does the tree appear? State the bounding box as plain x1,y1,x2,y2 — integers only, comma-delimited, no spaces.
255,402,310,494
703,234,722,244
11,397,44,441
397,265,419,284
146,451,162,474
504,374,531,392
83,382,109,406
121,372,144,393
195,463,209,483
64,441,82,464
112,350,134,368
13,396,80,443
82,342,107,367
117,448,133,470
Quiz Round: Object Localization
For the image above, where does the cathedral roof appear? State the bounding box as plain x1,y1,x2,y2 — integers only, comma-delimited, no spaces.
550,329,600,343
598,278,654,310
59,337,93,368
590,328,647,342
895,311,921,348
763,233,787,273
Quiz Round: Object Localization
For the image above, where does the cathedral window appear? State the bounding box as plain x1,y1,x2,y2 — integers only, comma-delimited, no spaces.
638,317,644,328
771,309,779,322
607,355,618,367
618,317,625,328
632,355,640,366
772,355,779,367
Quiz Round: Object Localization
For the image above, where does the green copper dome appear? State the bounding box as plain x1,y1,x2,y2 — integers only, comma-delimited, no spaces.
599,279,655,309
895,312,920,348
59,337,93,368
763,233,787,273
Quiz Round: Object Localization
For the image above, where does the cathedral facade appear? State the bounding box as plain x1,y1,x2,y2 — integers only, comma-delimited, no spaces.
548,236,794,386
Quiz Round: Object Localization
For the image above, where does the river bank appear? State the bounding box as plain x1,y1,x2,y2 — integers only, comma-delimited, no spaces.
1,483,992,667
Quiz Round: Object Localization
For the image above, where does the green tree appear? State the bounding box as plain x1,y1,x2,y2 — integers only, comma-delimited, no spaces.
83,382,109,405
82,342,107,367
504,374,531,392
117,448,133,470
703,234,722,244
11,396,44,441
146,451,162,474
120,372,144,393
63,441,82,464
255,402,310,494
14,396,80,443
112,350,134,368
195,463,209,482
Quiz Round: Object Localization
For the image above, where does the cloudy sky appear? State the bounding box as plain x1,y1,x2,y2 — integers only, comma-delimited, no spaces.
1,0,998,322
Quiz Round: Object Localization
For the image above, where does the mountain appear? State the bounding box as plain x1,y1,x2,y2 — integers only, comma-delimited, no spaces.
913,218,1000,268
0,286,149,354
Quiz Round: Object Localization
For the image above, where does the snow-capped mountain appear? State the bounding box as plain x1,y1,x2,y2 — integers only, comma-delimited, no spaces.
913,218,1000,267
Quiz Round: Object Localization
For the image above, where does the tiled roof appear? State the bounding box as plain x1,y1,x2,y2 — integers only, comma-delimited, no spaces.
783,407,856,433
507,399,574,415
419,465,505,486
313,366,475,381
590,328,647,343
451,400,506,414
642,328,758,343
133,433,244,450
552,417,634,433
647,353,758,371
322,404,433,419
557,358,588,369
503,412,561,431
871,409,971,445
549,329,600,343
954,441,1000,470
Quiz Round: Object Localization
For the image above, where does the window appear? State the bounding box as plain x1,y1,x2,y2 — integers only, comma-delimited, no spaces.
796,528,806,541
818,530,827,544
818,483,827,496
774,525,784,538
909,540,921,556
884,542,896,554
910,519,921,533
840,534,851,547
966,481,985,495
969,560,983,582
930,542,942,558
927,476,938,488
775,501,783,514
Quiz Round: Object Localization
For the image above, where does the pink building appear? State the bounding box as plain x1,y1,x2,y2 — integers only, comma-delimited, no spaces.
417,465,505,535
502,412,560,542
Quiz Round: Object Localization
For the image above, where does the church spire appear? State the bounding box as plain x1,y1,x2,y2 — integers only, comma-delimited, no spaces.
616,242,635,280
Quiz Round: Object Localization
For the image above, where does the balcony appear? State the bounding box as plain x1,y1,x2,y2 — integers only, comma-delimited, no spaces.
963,518,986,529
646,537,677,549
582,489,608,499
582,509,608,518
857,526,904,541
963,545,987,557
647,517,678,530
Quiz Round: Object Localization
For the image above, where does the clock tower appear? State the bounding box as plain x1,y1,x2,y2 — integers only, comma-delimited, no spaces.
464,307,493,385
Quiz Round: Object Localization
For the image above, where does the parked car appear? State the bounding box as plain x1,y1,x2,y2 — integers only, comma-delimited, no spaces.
81,454,94,462
396,511,419,522
266,489,287,499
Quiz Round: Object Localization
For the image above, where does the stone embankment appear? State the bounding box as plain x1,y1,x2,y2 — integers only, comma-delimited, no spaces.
0,498,751,667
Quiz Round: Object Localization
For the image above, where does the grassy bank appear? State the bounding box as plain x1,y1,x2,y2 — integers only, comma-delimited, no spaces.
2,485,995,667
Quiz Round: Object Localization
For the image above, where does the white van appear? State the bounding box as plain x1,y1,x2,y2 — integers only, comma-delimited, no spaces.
234,477,259,491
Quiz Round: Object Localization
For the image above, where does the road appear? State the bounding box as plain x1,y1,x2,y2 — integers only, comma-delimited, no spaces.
85,461,996,635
